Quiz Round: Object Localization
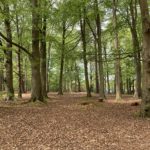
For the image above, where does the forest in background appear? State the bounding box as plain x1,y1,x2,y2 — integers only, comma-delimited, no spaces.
0,0,150,117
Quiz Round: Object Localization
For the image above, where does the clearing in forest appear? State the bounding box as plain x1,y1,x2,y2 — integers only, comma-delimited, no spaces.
0,93,150,150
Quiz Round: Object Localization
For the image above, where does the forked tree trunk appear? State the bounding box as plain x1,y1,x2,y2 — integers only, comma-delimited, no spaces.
31,0,43,101
4,4,14,100
139,0,150,117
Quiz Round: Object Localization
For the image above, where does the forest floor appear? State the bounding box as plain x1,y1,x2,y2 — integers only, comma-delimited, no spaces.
0,92,150,150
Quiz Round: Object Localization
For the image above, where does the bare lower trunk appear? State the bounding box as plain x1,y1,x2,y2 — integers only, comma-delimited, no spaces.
90,62,93,92
80,9,91,97
40,15,47,98
24,57,28,93
31,62,43,101
0,48,4,91
58,20,66,95
77,76,81,92
47,42,51,92
0,70,4,91
129,0,142,98
4,4,14,100
113,0,122,101
18,49,22,98
94,41,99,93
139,0,150,117
15,13,23,98
104,44,110,94
95,0,105,99
75,64,81,92
31,0,43,102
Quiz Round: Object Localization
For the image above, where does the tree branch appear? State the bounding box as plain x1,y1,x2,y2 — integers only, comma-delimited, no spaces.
85,17,97,40
0,31,32,57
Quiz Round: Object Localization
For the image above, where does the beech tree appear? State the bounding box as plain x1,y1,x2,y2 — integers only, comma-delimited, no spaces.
139,0,150,117
30,0,43,101
3,2,14,100
129,0,142,99
80,7,91,97
113,0,122,101
40,0,48,98
0,0,149,112
95,0,105,99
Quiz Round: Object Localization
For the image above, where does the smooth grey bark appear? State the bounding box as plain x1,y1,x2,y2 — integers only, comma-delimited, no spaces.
95,0,105,99
31,0,43,101
46,41,51,92
0,39,4,91
40,14,48,98
103,44,110,94
58,20,66,95
0,69,4,91
75,63,81,92
80,8,91,97
90,61,94,92
15,12,23,98
94,41,99,93
113,0,122,101
4,4,14,100
128,0,142,98
139,0,150,117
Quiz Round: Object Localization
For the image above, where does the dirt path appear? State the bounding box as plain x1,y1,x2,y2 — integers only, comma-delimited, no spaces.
0,93,150,150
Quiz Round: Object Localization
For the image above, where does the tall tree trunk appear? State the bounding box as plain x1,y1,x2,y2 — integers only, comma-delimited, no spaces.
40,14,47,98
76,64,81,92
104,44,110,94
15,12,23,98
126,78,129,94
18,48,22,98
24,57,28,93
129,0,142,98
114,76,116,94
94,41,99,93
129,78,132,94
0,70,3,91
0,39,3,91
90,61,93,92
4,4,14,100
58,20,66,95
95,0,105,99
31,0,43,101
47,41,51,92
75,63,81,92
113,0,122,101
80,8,91,97
77,75,81,92
139,0,150,117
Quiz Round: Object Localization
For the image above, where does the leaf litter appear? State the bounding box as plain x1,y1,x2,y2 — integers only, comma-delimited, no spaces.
0,93,149,150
